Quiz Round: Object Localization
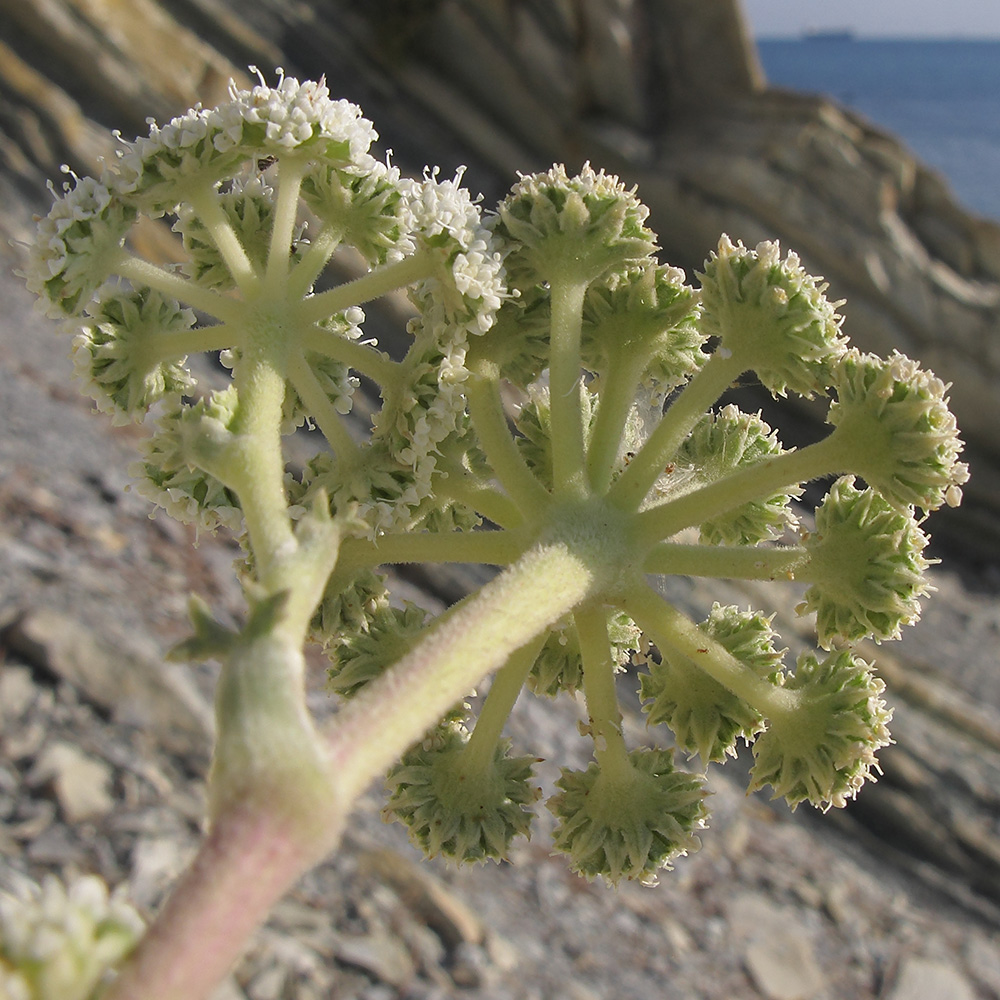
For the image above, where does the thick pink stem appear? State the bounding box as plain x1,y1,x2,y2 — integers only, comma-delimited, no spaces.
105,801,342,1000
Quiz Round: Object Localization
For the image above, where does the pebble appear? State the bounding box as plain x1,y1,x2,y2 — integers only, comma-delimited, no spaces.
728,893,824,1000
331,929,416,990
26,740,115,822
885,956,976,1000
4,609,213,756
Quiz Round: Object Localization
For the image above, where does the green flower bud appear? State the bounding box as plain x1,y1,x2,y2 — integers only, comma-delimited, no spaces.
384,724,539,864
492,163,657,289
749,649,893,811
23,173,135,318
801,477,934,647
528,611,640,698
328,601,429,697
0,875,143,1000
549,748,708,885
301,157,414,266
641,604,784,763
308,565,392,644
663,404,800,544
581,263,706,397
699,235,848,397
514,383,597,491
473,285,555,389
129,388,242,533
828,349,969,512
71,287,196,424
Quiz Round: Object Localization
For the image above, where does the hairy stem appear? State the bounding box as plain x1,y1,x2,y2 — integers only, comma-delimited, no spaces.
621,583,795,717
326,540,601,803
634,435,840,546
300,323,396,386
338,527,523,571
115,255,242,323
287,351,361,461
265,161,305,292
548,280,588,495
609,351,742,511
466,363,550,513
576,606,631,781
298,252,434,325
643,541,808,580
462,635,545,773
187,187,258,293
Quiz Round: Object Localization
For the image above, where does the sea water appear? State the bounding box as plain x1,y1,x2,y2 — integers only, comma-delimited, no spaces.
756,39,1000,220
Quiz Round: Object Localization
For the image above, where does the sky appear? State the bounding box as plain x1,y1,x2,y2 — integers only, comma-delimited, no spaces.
741,0,1000,39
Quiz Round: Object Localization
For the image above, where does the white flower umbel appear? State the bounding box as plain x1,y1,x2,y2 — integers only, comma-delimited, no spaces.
0,875,143,1000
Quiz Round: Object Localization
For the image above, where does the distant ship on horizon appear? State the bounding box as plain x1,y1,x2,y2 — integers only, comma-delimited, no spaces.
802,28,856,42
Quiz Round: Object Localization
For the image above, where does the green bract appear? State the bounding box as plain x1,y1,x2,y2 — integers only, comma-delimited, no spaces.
19,72,967,944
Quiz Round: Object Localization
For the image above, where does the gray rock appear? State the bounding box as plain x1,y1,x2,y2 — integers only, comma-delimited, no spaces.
728,894,824,1000
25,740,115,823
4,609,213,757
886,956,976,1000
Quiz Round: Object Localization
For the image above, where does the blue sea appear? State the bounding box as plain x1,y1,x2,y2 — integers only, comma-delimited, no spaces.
756,39,1000,220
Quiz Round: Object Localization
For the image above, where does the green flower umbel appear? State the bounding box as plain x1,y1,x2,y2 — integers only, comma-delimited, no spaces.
749,649,892,811
699,235,848,397
492,163,657,289
827,349,969,512
549,748,708,885
800,476,934,647
641,604,785,764
384,724,539,864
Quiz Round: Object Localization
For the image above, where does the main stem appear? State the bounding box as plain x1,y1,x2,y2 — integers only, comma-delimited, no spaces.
327,539,601,803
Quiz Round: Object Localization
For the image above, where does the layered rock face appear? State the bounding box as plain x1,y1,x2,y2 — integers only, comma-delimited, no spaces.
3,0,996,553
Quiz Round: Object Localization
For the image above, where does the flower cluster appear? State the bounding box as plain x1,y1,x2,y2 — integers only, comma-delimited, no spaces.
827,349,969,512
801,476,934,646
641,605,784,764
749,649,893,811
549,749,708,884
384,724,538,863
0,875,143,1000
492,162,657,289
23,79,967,890
699,235,848,397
